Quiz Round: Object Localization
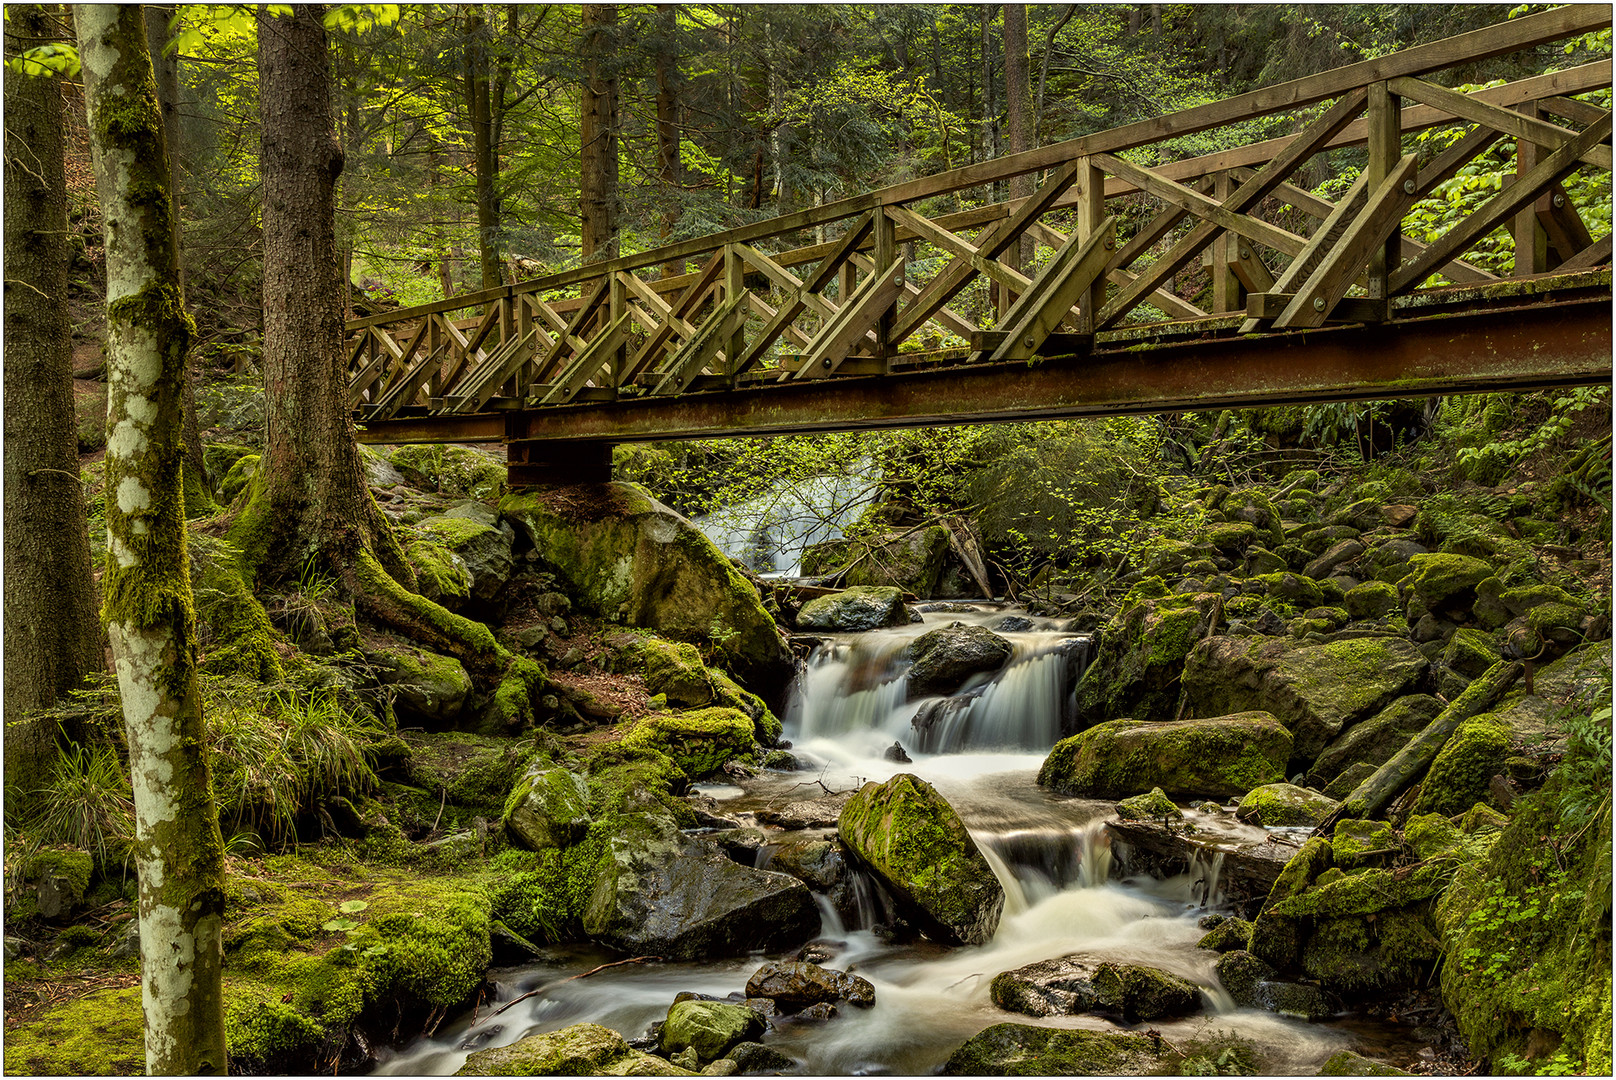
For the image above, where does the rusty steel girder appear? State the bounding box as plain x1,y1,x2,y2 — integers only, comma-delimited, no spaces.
354,296,1610,448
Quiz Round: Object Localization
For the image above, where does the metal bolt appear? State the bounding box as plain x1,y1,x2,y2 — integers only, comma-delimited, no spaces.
1104,238,1115,250
1553,193,1566,208
1313,297,1327,312
822,357,833,369
893,273,903,285
1403,179,1417,195
1239,247,1252,260
1025,335,1038,348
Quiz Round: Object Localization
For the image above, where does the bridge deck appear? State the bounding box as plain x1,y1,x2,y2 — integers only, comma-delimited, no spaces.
347,7,1613,483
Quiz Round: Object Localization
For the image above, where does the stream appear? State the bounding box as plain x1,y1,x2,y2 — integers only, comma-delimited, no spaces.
375,605,1425,1075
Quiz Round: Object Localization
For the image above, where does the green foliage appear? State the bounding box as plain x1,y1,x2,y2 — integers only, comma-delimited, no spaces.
25,744,136,873
1555,699,1613,830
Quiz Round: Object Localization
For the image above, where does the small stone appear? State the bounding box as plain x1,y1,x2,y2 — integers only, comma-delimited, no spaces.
672,1046,699,1070
883,742,912,763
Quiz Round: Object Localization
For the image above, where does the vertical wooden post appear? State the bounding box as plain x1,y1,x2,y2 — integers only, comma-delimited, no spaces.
609,273,628,386
514,293,534,396
1210,171,1242,313
724,244,746,378
1075,156,1106,332
873,207,898,362
1365,82,1401,299
427,314,443,397
1513,101,1550,276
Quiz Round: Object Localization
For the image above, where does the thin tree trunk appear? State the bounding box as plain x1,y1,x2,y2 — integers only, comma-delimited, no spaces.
241,4,407,588
464,9,501,288
580,3,620,261
1003,4,1033,271
654,3,682,277
3,2,102,803
75,5,227,1072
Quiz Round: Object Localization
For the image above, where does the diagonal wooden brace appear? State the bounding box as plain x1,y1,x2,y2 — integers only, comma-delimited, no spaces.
984,216,1116,362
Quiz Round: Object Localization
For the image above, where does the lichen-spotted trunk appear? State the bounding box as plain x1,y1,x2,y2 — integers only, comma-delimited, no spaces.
75,5,227,1073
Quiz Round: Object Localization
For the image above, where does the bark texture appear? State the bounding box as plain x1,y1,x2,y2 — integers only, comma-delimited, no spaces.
241,5,406,587
463,8,502,288
3,4,102,800
580,3,620,260
1002,4,1035,270
74,5,227,1072
654,3,683,277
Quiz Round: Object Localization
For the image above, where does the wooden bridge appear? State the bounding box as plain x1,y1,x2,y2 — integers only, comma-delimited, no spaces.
348,7,1613,486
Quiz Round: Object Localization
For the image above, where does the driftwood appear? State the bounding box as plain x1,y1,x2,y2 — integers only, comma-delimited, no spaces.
478,955,662,1023
1314,660,1521,834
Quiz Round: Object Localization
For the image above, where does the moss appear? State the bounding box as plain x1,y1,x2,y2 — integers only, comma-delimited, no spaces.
219,453,260,504
406,539,473,606
1040,713,1290,800
620,708,754,780
1116,787,1183,821
711,671,781,745
1412,712,1511,817
1,985,145,1075
189,534,285,681
942,1023,1161,1076
25,847,93,905
1330,819,1399,867
1235,783,1337,827
1401,552,1494,611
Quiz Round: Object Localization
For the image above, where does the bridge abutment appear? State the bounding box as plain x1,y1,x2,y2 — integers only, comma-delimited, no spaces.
506,425,614,489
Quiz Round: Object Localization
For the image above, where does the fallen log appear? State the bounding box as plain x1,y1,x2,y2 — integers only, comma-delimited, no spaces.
1313,660,1521,834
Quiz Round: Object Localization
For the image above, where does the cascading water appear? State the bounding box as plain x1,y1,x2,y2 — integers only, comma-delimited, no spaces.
693,468,878,577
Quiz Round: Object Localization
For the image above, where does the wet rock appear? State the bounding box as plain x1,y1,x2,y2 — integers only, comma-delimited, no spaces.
583,814,820,961
942,1024,1162,1076
726,1041,797,1075
1197,917,1253,953
457,1023,678,1076
1116,787,1182,822
1214,949,1276,1006
1307,695,1443,789
1093,962,1202,1020
1039,712,1291,801
1105,818,1291,908
780,1002,837,1022
795,586,910,633
754,794,850,830
503,765,591,851
903,623,1013,698
1072,589,1222,725
883,741,912,763
990,956,1200,1021
744,960,875,1010
1253,979,1337,1020
761,840,845,892
838,773,1004,946
701,1057,738,1076
1235,783,1339,828
1178,635,1428,761
660,1001,765,1064
1318,1049,1413,1075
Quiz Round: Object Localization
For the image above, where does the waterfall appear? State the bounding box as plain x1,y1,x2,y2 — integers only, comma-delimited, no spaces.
693,468,879,577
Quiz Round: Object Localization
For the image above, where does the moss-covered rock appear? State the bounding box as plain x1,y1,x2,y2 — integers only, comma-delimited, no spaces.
837,773,1004,946
1197,916,1253,953
1401,552,1493,616
942,1023,1161,1076
1073,591,1220,724
1116,787,1182,822
1344,580,1400,621
1213,949,1276,1008
710,671,781,746
1330,819,1400,868
1442,628,1498,680
190,534,286,681
404,537,474,609
1038,713,1291,801
390,444,505,501
904,622,1013,697
795,585,909,633
620,708,754,780
415,514,514,602
1089,962,1201,1020
501,485,792,695
369,643,472,726
1317,1050,1411,1075
503,764,591,850
1235,784,1338,828
22,847,92,919
1178,636,1428,762
220,452,260,504
1411,712,1511,817
1307,695,1443,789
458,1022,691,1076
1221,490,1285,548
659,1001,765,1064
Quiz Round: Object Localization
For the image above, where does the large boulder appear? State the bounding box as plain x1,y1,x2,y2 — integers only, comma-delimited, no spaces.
659,1001,765,1064
500,484,792,697
457,1023,685,1076
942,1024,1161,1076
503,765,591,851
1178,635,1428,762
1072,588,1221,724
1038,713,1291,801
368,644,472,726
904,622,1013,698
582,813,819,960
837,773,1004,945
415,514,514,602
1235,783,1338,828
744,961,875,1010
795,586,909,633
1306,695,1444,789
620,708,755,781
990,955,1200,1021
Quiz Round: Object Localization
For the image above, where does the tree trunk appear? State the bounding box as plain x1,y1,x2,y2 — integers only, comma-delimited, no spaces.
654,4,683,278
1315,661,1523,832
1002,4,1033,271
239,4,406,588
74,5,228,1073
579,3,620,261
3,2,102,804
464,9,501,288
142,4,212,517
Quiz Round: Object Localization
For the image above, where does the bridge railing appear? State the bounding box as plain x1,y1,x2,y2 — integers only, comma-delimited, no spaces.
347,6,1612,423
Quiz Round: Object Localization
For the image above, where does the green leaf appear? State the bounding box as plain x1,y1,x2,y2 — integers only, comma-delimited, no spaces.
322,917,360,932
338,899,369,914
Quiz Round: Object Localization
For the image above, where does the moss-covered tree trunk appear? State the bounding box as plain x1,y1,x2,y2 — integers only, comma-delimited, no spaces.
234,4,407,587
74,5,227,1073
2,3,103,804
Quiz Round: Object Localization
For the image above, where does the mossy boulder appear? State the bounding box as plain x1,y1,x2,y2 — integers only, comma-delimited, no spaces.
1038,713,1291,801
369,644,473,726
1410,712,1511,817
987,954,1199,1021
1073,591,1220,724
831,525,952,596
1344,580,1400,621
22,847,92,919
659,1001,766,1064
1442,628,1498,680
220,452,260,504
1178,635,1428,762
941,1024,1161,1076
620,708,755,780
904,622,1013,698
1317,1050,1411,1075
415,514,514,602
503,764,591,850
1400,552,1493,616
1307,695,1443,789
1235,784,1339,828
710,671,781,746
390,444,505,500
458,1023,690,1076
1213,950,1276,1008
837,773,1004,945
582,812,819,960
609,634,717,707
1331,819,1400,868
1090,962,1202,1020
404,537,474,609
501,484,792,696
1116,787,1182,822
1197,916,1253,953
795,585,909,633
1221,490,1285,547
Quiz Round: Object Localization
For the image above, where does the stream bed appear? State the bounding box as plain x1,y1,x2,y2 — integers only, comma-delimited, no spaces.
375,605,1428,1075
